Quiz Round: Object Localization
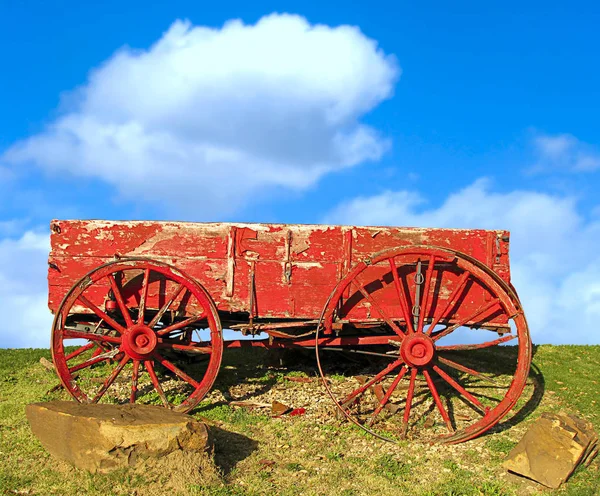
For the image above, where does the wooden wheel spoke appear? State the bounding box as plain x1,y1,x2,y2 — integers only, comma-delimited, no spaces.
91,355,130,403
436,334,516,351
68,349,118,373
77,294,126,334
437,356,503,387
130,360,140,403
432,365,485,411
155,353,200,389
62,328,122,345
423,369,454,432
401,368,418,437
138,268,151,325
107,273,134,327
149,283,186,329
417,255,436,333
426,271,470,335
432,299,502,342
144,360,171,408
353,280,405,338
65,342,96,361
388,257,415,334
157,313,206,337
340,359,404,406
367,366,407,426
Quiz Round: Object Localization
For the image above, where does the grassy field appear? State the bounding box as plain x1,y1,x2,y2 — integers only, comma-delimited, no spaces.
0,345,598,495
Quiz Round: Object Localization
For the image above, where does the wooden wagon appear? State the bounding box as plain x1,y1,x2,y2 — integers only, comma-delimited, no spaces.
48,220,531,443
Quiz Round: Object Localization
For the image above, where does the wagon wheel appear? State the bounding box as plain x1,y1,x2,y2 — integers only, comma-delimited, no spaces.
51,258,223,413
316,246,531,443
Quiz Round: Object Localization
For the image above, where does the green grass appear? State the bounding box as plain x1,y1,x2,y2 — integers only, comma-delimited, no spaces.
485,436,517,458
373,454,409,480
0,345,598,495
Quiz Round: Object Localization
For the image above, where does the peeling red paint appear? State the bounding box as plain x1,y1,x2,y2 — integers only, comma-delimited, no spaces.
48,220,512,323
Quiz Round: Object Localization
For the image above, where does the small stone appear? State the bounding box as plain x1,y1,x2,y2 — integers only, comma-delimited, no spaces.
503,412,598,488
26,401,212,473
39,357,54,371
423,416,435,429
271,400,292,416
259,459,276,468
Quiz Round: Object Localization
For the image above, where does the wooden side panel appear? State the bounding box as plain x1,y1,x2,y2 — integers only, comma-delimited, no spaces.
50,220,229,259
48,220,512,321
350,227,491,262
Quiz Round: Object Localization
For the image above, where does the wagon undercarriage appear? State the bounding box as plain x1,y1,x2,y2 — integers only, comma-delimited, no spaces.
48,221,531,444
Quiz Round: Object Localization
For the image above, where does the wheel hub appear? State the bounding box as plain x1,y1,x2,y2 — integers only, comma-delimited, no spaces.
121,325,158,359
400,333,435,367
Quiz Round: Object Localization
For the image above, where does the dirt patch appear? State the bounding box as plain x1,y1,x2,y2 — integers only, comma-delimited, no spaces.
132,450,221,495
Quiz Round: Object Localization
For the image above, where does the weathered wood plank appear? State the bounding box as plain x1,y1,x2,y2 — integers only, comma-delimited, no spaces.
48,220,511,322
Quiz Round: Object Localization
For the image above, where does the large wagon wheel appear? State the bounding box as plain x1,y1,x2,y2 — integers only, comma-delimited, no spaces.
51,258,223,413
316,246,531,443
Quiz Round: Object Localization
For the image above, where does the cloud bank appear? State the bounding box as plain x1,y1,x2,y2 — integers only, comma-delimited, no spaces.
0,230,52,348
533,132,600,172
2,14,399,216
326,179,600,344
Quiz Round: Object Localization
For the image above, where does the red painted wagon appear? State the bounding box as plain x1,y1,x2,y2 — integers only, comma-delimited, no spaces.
48,220,531,443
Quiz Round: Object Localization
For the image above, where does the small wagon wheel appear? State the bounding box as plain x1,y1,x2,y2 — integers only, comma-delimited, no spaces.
316,246,532,443
51,258,223,413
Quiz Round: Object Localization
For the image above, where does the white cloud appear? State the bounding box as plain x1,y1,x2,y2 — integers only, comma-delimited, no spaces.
532,132,600,172
0,230,52,348
326,178,600,344
2,14,398,216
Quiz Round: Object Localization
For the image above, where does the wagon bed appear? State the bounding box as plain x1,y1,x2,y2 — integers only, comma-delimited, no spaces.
49,220,511,322
48,219,531,444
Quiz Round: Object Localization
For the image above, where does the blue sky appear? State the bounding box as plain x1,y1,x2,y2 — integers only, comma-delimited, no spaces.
1,1,599,347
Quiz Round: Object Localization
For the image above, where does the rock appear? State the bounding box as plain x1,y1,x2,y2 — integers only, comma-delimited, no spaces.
503,412,598,488
284,376,312,384
39,357,54,371
271,400,292,416
26,401,212,473
259,458,276,469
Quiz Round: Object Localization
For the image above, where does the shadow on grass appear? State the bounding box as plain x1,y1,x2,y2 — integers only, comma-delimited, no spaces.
459,344,545,438
194,347,318,408
433,344,545,437
485,360,545,436
192,344,544,442
209,425,259,477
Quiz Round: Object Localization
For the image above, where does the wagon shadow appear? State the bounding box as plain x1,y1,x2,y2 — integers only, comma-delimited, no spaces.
479,344,545,438
191,347,298,474
196,347,315,405
193,344,544,444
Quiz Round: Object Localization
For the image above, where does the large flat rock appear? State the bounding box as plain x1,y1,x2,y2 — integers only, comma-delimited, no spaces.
26,401,212,473
503,412,598,488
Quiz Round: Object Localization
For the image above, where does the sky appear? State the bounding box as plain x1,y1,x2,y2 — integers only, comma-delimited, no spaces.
1,1,599,347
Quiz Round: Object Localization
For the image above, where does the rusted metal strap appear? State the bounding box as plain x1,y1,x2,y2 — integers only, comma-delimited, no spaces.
284,229,293,284
248,260,257,325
